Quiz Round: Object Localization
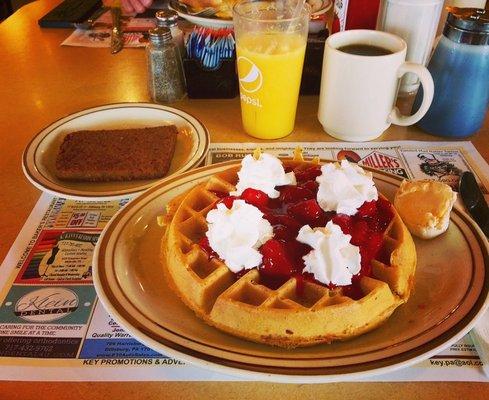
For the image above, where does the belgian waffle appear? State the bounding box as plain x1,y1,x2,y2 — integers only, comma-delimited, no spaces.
161,160,416,348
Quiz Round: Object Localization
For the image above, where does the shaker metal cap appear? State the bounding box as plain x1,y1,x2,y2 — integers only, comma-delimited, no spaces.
148,26,173,43
445,8,489,45
155,10,179,26
448,8,489,32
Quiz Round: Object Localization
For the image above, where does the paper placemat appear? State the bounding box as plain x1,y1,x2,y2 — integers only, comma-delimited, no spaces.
0,141,487,382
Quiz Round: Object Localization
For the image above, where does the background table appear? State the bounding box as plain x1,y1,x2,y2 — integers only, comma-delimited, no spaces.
0,1,488,399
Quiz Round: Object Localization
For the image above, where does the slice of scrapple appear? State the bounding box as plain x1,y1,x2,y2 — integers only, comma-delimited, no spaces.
55,126,178,182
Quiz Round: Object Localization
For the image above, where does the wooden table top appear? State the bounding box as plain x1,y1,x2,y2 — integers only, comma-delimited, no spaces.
0,1,488,399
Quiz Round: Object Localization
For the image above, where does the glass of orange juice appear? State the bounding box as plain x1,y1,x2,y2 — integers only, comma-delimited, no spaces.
233,0,310,139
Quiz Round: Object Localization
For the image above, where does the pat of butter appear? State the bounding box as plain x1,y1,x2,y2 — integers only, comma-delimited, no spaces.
394,180,457,239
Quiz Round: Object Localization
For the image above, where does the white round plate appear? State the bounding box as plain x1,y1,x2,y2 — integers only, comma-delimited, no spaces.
169,1,233,28
22,103,209,200
169,0,331,28
93,161,489,383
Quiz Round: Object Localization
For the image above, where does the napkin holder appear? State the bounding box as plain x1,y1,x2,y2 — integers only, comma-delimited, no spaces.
183,57,238,99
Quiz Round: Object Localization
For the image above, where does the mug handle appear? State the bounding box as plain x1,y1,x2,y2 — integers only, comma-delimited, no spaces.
389,62,434,126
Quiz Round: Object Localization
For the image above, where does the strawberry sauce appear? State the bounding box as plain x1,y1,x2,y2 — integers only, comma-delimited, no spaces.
201,165,394,299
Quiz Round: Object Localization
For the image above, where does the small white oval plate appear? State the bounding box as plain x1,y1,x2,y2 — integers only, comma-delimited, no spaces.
93,161,489,382
22,103,210,200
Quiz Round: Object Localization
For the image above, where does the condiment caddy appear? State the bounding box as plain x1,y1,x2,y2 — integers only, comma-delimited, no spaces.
183,26,238,99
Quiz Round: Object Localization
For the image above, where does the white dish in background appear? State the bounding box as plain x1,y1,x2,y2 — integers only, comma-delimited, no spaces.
93,161,489,382
169,1,234,28
22,103,209,201
169,0,331,28
310,0,332,17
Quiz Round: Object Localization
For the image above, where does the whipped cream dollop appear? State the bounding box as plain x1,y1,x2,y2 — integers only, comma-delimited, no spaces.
205,200,273,272
316,160,378,215
231,153,296,199
296,222,361,286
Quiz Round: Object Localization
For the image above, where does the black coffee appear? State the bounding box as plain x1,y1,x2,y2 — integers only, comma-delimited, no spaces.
337,44,393,56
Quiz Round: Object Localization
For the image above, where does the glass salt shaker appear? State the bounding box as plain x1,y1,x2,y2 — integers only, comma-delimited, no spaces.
146,27,186,103
155,10,185,56
414,9,489,137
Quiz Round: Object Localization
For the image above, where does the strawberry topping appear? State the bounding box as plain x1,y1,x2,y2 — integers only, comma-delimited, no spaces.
240,188,269,208
199,163,394,299
199,237,218,259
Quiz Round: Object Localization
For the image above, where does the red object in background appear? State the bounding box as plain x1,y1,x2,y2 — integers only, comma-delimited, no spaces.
332,0,381,33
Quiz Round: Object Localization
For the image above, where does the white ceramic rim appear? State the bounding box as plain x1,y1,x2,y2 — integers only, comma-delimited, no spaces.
326,29,407,57
168,2,234,27
169,0,330,26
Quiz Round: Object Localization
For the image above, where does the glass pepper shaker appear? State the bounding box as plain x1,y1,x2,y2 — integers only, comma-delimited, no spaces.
146,26,186,103
155,10,185,57
414,9,489,137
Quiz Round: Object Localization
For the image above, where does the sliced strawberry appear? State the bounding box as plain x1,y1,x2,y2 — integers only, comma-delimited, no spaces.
267,196,283,210
300,180,319,195
218,195,237,209
286,240,310,269
367,213,391,233
368,232,384,259
294,165,322,183
279,185,314,204
350,220,369,246
359,231,383,274
375,197,394,232
260,239,294,278
240,188,269,208
332,214,354,235
287,199,327,227
273,224,295,241
265,214,302,233
377,196,393,214
357,200,377,218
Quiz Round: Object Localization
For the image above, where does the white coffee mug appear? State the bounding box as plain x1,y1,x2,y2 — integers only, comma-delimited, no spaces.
318,30,434,142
